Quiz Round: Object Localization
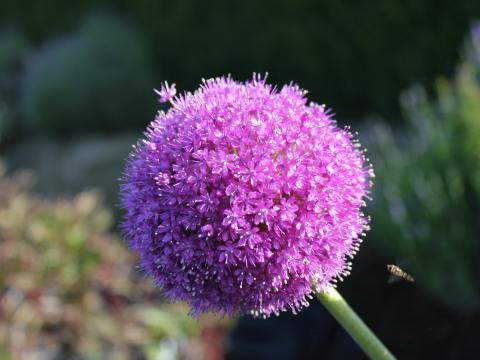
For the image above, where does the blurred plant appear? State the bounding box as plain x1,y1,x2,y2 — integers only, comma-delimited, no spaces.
367,23,480,311
21,14,156,135
0,28,29,144
0,163,228,359
4,1,480,119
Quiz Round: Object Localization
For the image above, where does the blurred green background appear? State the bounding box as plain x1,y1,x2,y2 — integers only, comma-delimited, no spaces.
1,1,480,359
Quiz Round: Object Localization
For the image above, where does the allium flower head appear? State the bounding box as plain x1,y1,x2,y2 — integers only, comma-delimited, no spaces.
120,74,372,317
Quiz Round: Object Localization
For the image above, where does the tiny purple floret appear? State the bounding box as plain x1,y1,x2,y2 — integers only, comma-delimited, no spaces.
120,74,372,317
155,81,177,103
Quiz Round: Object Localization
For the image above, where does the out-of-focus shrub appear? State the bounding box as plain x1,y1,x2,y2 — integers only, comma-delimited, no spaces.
5,134,139,209
0,163,221,359
0,28,29,144
21,14,156,135
367,24,480,311
3,0,480,119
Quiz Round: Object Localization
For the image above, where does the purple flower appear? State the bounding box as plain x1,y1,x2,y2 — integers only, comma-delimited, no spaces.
154,81,176,103
472,20,480,43
120,74,372,317
470,21,480,68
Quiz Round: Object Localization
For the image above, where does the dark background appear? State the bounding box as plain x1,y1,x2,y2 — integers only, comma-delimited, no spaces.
3,0,480,124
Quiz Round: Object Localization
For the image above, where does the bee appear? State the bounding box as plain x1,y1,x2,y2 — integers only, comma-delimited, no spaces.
386,264,415,283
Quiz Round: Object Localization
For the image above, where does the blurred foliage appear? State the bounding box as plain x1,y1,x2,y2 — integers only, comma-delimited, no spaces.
4,134,138,210
2,0,480,120
367,24,480,311
20,14,156,135
0,28,29,144
0,163,229,359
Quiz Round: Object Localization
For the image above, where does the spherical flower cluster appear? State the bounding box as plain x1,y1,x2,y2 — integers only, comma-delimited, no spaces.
120,75,372,317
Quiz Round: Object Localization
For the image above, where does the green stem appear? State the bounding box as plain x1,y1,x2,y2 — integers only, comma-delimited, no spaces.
315,286,396,360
